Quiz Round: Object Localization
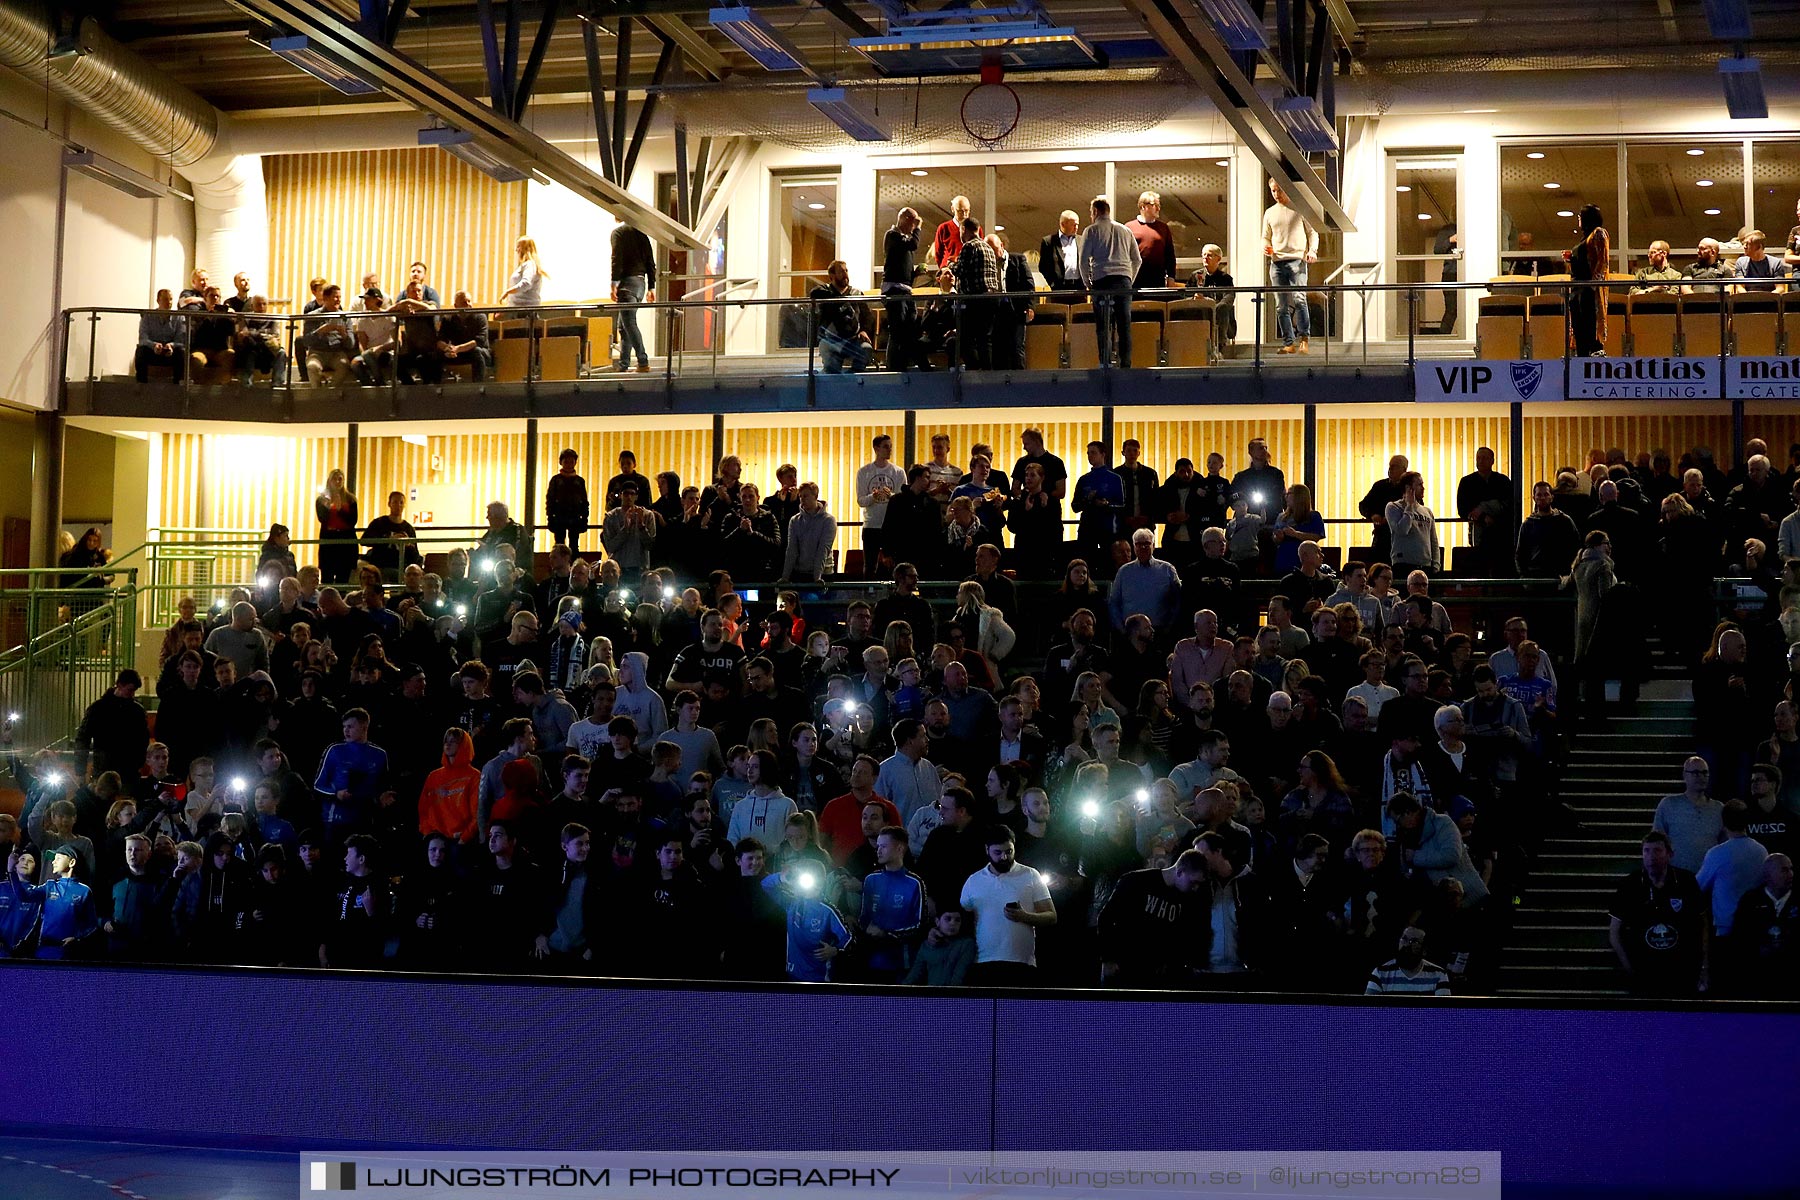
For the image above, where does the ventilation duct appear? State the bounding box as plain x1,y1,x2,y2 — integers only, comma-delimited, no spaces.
0,0,265,289
0,0,218,167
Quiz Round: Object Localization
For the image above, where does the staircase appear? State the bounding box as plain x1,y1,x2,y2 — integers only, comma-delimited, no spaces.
1498,690,1695,997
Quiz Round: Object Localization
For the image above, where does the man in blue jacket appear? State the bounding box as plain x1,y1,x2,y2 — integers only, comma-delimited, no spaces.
312,708,389,843
858,826,925,981
0,848,43,956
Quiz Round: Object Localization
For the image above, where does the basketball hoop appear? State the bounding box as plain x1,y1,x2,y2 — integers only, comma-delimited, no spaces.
960,81,1021,150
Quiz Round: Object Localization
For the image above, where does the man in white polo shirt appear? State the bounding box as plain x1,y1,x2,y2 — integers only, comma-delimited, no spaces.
959,824,1056,985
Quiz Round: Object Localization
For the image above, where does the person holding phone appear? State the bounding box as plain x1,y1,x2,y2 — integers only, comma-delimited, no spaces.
958,824,1056,985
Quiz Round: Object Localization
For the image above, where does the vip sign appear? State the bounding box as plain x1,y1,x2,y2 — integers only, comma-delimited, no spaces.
1414,360,1564,402
1728,357,1800,399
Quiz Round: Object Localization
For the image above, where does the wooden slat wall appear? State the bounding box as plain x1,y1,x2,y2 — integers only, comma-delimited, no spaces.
156,411,1777,579
1315,415,1513,556
1521,412,1735,488
733,421,902,559
264,149,527,310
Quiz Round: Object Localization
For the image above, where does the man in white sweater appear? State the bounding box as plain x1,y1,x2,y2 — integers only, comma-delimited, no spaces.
1078,196,1142,369
1262,180,1319,355
856,434,907,580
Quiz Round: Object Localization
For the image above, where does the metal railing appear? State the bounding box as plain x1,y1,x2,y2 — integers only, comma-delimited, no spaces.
62,277,1790,403
0,570,137,752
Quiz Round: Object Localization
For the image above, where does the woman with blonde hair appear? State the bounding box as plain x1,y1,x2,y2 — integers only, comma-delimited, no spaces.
501,236,548,307
315,467,359,584
952,580,1016,667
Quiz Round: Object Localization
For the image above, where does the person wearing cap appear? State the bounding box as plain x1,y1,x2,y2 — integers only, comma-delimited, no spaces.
5,843,98,958
351,288,397,385
1385,791,1487,907
544,608,588,694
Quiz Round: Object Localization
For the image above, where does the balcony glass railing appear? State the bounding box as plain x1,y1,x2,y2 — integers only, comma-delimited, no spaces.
60,278,1793,404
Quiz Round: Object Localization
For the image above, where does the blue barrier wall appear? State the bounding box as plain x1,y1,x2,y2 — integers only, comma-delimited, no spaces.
1,965,1793,1197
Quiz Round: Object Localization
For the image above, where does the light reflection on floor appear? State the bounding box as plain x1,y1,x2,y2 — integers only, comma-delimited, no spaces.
0,1137,292,1200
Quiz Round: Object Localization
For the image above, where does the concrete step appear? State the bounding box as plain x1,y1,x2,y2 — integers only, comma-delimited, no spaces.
1503,945,1617,968
1506,926,1612,950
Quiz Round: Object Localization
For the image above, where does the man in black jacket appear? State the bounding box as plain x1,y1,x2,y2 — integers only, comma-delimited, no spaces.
990,233,1035,371
881,207,924,371
1097,848,1212,985
74,670,148,783
1038,211,1081,294
610,221,657,372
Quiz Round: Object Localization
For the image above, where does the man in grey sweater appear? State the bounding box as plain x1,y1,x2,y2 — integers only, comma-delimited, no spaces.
600,482,657,577
1078,196,1142,368
780,482,837,582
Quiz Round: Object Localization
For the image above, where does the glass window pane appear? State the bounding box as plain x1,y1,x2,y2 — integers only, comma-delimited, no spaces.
1751,140,1800,256
1624,141,1742,260
872,165,987,280
1500,144,1618,272
992,161,1102,284
1393,161,1461,337
1116,158,1229,274
776,177,836,299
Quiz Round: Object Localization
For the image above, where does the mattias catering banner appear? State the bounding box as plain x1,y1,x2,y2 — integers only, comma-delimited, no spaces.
1417,357,1800,401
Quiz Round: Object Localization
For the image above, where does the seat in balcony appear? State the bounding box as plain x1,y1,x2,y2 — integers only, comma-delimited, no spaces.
1068,302,1099,369
1627,292,1679,357
1165,297,1216,366
1025,302,1068,369
1603,289,1629,358
1476,290,1528,360
1682,293,1725,357
1128,300,1166,368
1731,292,1782,356
1525,293,1566,358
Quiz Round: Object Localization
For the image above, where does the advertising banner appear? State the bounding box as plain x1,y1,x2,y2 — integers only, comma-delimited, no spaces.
1413,360,1563,402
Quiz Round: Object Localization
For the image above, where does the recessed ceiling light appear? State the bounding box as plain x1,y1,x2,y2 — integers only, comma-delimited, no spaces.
1687,148,1706,156
1526,151,1545,159
807,202,826,210
1214,159,1229,167
1556,210,1574,217
1543,182,1560,189
994,225,1004,231
1704,208,1722,216
909,169,929,177
1395,185,1412,192
1061,164,1080,172
1696,179,1714,187
1418,213,1433,220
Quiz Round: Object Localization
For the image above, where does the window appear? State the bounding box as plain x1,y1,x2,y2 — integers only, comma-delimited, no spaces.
872,165,987,282
1116,158,1229,272
992,161,1102,281
1500,144,1619,272
1623,142,1743,262
772,174,837,300
1391,158,1461,338
1751,140,1800,255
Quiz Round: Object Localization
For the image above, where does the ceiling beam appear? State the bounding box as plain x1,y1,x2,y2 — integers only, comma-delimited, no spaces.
1119,0,1353,232
641,14,726,79
226,0,712,250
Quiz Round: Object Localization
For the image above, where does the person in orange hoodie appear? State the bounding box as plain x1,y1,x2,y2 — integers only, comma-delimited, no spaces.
418,729,480,845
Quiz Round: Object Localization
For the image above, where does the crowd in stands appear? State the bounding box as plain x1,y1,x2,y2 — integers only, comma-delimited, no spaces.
131,197,1794,383
3,428,1798,997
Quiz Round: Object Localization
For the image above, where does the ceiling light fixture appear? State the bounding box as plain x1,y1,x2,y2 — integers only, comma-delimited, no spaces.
1526,151,1545,160
1543,182,1560,189
910,169,929,177
1556,210,1574,218
1704,208,1722,215
1395,185,1411,192
1418,213,1433,220
1696,179,1714,187
808,202,826,210
1214,159,1229,167
1061,164,1081,172
1687,148,1706,156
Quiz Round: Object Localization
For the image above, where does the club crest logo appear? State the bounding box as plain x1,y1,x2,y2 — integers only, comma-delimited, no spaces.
1510,361,1544,400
